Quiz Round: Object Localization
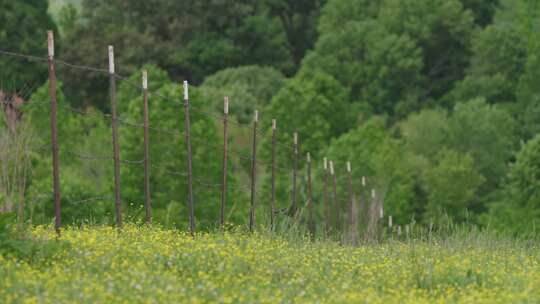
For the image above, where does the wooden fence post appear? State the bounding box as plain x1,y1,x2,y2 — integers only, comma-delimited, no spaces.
47,31,61,236
183,81,195,235
270,119,277,230
220,96,229,230
142,70,152,224
249,110,258,232
109,45,122,228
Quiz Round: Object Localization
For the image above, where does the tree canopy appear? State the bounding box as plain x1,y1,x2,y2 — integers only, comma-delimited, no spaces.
57,0,324,110
8,0,540,234
0,0,56,95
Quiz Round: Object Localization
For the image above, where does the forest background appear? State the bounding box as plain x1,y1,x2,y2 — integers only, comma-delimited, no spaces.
1,0,540,235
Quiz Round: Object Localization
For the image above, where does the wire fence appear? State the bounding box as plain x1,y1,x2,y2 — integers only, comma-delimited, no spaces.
0,34,390,243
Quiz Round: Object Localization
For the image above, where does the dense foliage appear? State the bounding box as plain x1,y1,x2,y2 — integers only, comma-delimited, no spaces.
2,0,540,234
200,65,286,124
0,0,56,94
54,0,324,110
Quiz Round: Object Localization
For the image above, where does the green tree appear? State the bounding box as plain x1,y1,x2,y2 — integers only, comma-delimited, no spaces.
400,108,449,160
400,99,516,221
118,66,245,228
200,65,286,124
514,0,540,138
401,99,516,196
257,71,353,218
448,0,539,139
25,81,113,225
263,0,326,65
321,118,416,225
422,149,484,223
448,99,517,192
507,134,540,210
260,72,354,216
0,0,57,95
309,0,478,118
317,0,379,34
378,0,476,104
263,71,353,157
302,20,423,118
515,55,540,139
60,0,297,110
460,0,499,26
448,20,526,104
483,134,540,234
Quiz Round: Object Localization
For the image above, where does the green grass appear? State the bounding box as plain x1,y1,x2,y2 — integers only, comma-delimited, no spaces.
1,224,540,303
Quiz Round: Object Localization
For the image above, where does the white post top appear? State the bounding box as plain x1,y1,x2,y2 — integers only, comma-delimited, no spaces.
142,70,148,90
307,152,311,163
389,215,393,228
272,119,276,130
329,161,334,175
254,110,259,122
47,30,54,58
346,161,351,173
108,46,115,74
371,189,376,199
379,206,384,218
362,176,366,187
293,132,298,145
224,96,229,114
183,81,188,100
323,157,327,170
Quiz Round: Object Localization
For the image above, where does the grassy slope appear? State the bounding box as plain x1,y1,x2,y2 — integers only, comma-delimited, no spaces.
1,225,540,303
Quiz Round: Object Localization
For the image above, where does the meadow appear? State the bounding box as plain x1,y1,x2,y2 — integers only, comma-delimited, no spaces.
1,224,539,303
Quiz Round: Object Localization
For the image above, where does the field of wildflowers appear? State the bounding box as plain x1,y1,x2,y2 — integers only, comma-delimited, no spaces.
1,224,539,303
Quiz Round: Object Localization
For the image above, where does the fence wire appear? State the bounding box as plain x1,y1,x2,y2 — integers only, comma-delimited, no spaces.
1,47,380,237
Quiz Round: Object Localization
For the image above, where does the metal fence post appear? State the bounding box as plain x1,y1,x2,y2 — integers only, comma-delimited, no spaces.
329,160,339,233
220,97,229,230
270,119,277,230
249,110,258,232
291,132,298,216
347,161,358,245
307,152,314,237
142,70,152,224
47,31,61,236
183,81,195,235
108,46,122,228
323,157,329,235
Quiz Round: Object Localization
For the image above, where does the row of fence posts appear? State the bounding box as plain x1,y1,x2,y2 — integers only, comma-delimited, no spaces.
46,30,385,240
